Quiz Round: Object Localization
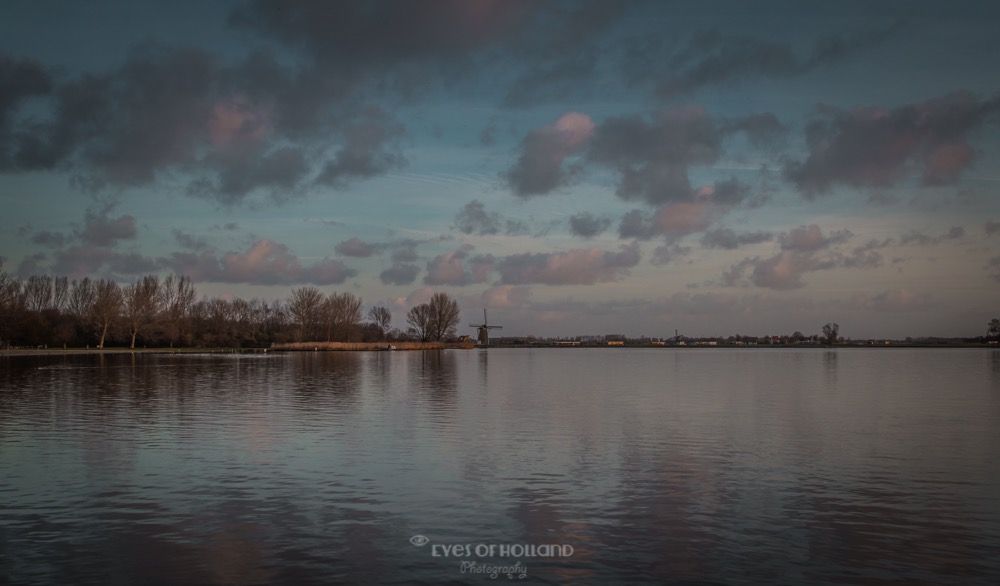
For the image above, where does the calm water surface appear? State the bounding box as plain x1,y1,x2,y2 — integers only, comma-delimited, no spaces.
2,348,999,584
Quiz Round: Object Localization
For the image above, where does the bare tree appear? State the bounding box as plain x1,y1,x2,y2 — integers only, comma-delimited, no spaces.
288,286,324,341
91,279,121,349
822,323,840,346
323,291,363,341
52,276,69,312
159,275,196,348
406,303,433,342
427,292,460,341
67,278,94,318
23,275,54,312
988,318,1000,342
122,275,161,349
367,306,392,340
0,261,24,347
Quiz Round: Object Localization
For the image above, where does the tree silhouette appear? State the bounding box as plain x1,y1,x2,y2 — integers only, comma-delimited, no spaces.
822,323,839,346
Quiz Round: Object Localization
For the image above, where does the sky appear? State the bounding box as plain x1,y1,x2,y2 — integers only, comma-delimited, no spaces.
1,0,999,340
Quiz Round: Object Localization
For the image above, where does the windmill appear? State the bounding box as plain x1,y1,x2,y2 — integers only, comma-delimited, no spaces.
470,308,503,346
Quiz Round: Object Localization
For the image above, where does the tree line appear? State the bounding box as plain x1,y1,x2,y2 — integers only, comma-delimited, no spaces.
0,264,463,349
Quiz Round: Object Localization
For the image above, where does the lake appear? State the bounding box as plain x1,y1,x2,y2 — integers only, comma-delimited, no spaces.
2,348,999,584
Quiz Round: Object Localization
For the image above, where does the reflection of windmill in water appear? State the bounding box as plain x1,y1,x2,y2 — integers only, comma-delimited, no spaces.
470,308,503,346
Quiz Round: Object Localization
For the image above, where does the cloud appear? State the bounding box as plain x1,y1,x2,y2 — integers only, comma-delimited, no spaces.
899,226,966,246
164,239,357,285
700,227,773,250
497,242,640,285
845,289,935,312
194,146,310,204
615,179,749,241
719,113,787,149
173,229,210,251
455,200,502,235
480,284,533,309
230,0,540,71
315,107,406,187
779,224,852,252
568,212,611,238
987,256,1000,282
0,54,53,169
721,224,878,290
23,246,157,279
424,247,494,286
625,22,903,98
650,243,691,266
504,112,594,197
335,237,380,258
79,204,137,246
985,221,1000,237
586,106,720,205
29,230,67,248
785,91,1000,195
380,263,420,286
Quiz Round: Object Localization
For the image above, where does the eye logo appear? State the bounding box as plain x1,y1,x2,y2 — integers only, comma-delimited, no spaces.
410,535,430,546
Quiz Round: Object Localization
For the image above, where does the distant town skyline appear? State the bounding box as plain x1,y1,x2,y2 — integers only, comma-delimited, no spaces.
2,1,999,339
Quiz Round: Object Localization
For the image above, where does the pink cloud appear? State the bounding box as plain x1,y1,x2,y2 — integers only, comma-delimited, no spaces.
208,98,270,148
652,199,721,238
498,243,639,285
505,111,594,196
786,91,999,194
165,239,356,285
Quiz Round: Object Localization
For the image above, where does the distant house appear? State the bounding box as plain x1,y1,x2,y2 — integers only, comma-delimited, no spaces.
607,340,625,346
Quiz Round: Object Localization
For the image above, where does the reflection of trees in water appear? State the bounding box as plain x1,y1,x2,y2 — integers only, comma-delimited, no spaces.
823,350,838,388
414,350,457,401
288,352,363,409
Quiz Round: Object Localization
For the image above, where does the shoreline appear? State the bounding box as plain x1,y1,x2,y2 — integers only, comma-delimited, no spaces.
2,343,995,357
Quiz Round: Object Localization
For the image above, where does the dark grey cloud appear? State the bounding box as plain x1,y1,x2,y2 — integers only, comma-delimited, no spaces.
230,0,540,72
315,107,406,187
986,221,1000,237
504,112,593,197
0,40,414,205
587,107,720,205
650,243,691,266
568,212,611,238
501,54,598,109
785,91,1000,196
505,106,769,208
173,229,210,251
721,225,891,290
163,239,357,285
987,256,1000,282
380,263,419,285
0,54,53,167
625,21,904,98
779,224,851,252
195,147,310,205
501,1,625,108
842,238,892,269
79,204,137,246
29,230,67,248
33,245,159,279
455,200,502,235
335,237,380,258
700,227,773,250
899,226,966,246
719,113,787,149
496,242,640,285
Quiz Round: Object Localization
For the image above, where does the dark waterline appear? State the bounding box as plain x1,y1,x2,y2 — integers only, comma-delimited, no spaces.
2,349,999,584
